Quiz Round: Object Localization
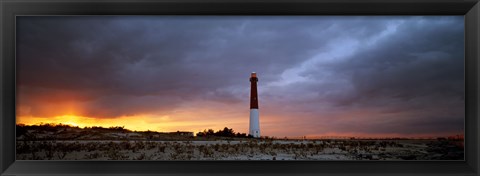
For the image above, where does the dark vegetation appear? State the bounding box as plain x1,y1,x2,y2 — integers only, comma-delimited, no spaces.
17,124,257,141
16,123,193,141
195,127,251,138
17,123,130,136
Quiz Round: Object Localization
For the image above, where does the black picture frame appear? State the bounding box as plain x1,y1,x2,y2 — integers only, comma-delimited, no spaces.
1,0,479,175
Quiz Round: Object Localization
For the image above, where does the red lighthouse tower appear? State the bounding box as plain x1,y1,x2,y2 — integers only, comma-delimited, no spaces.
249,72,260,138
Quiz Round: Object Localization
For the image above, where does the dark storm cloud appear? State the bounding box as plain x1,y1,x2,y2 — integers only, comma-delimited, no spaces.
309,19,463,111
16,16,354,117
257,16,464,136
17,16,464,136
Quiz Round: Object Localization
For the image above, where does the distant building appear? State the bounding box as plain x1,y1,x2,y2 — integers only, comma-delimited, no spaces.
169,131,194,137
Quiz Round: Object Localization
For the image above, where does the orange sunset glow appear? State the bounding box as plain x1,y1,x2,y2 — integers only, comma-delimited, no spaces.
17,102,253,134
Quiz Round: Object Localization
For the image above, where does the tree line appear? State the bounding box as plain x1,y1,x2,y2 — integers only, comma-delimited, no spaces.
195,127,252,138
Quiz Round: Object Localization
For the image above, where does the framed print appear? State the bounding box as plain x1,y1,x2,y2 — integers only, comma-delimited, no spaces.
1,0,479,175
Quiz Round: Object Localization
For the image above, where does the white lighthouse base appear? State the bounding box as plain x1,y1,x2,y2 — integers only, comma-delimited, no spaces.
249,109,260,138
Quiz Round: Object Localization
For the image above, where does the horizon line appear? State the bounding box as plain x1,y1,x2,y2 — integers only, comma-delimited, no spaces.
16,122,464,140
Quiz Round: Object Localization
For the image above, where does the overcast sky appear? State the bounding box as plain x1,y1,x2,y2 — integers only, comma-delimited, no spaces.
16,16,464,138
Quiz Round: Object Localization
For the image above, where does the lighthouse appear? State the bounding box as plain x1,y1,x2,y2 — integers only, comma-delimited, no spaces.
249,72,260,138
